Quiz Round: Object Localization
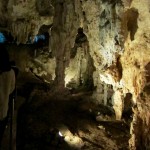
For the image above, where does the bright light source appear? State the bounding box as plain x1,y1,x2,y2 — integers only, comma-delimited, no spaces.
0,33,6,43
29,34,46,43
57,124,84,149
59,131,63,137
34,35,45,43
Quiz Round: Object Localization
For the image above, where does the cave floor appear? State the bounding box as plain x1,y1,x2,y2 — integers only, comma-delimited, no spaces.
15,72,130,150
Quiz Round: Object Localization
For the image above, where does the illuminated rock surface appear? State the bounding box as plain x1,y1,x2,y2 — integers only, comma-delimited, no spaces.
0,0,150,149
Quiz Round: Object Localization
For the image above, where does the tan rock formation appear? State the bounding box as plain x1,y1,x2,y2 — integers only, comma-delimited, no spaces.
0,0,149,149
81,0,150,149
0,0,53,44
121,0,150,149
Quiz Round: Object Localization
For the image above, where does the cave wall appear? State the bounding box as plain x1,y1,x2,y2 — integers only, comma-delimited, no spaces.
7,44,56,83
0,0,53,44
79,0,125,117
0,0,150,149
51,0,84,89
121,0,150,149
79,0,150,149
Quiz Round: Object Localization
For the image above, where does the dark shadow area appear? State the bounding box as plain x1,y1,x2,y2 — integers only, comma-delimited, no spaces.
15,74,130,150
122,93,133,123
70,27,87,58
116,55,123,80
127,8,139,41
145,62,150,83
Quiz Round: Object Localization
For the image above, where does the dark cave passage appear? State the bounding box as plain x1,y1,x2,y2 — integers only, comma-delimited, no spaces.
0,0,149,150
14,73,130,150
0,40,132,150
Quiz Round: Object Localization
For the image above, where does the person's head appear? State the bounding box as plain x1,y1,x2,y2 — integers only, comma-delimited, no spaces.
0,44,11,72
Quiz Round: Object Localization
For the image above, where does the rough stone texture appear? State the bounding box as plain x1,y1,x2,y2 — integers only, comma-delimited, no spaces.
80,0,150,149
7,45,56,83
112,89,124,120
0,0,53,44
79,0,124,121
0,0,149,149
121,0,150,149
51,0,82,89
82,0,124,68
65,47,88,87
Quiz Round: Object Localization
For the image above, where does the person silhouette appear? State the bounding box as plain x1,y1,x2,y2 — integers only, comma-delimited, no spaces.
0,44,15,147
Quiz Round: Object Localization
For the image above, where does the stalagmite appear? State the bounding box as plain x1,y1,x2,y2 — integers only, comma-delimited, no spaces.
0,0,149,149
113,89,124,120
51,1,81,90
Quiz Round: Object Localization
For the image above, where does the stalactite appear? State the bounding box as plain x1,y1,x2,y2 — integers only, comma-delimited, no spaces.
112,89,124,120
51,0,81,90
11,21,32,44
51,1,67,89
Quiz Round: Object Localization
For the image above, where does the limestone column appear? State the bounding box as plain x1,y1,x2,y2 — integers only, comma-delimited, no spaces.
51,0,81,90
113,89,124,120
51,1,66,89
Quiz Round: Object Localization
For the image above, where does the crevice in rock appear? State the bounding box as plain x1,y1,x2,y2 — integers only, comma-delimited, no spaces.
145,62,150,83
127,8,139,41
123,93,133,123
116,55,122,80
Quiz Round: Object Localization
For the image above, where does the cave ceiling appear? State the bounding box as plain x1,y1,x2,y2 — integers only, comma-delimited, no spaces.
0,0,54,44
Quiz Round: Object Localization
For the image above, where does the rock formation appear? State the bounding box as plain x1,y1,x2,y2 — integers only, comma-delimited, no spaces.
0,0,149,149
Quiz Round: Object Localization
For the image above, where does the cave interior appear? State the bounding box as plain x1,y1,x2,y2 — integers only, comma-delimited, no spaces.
0,0,150,150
